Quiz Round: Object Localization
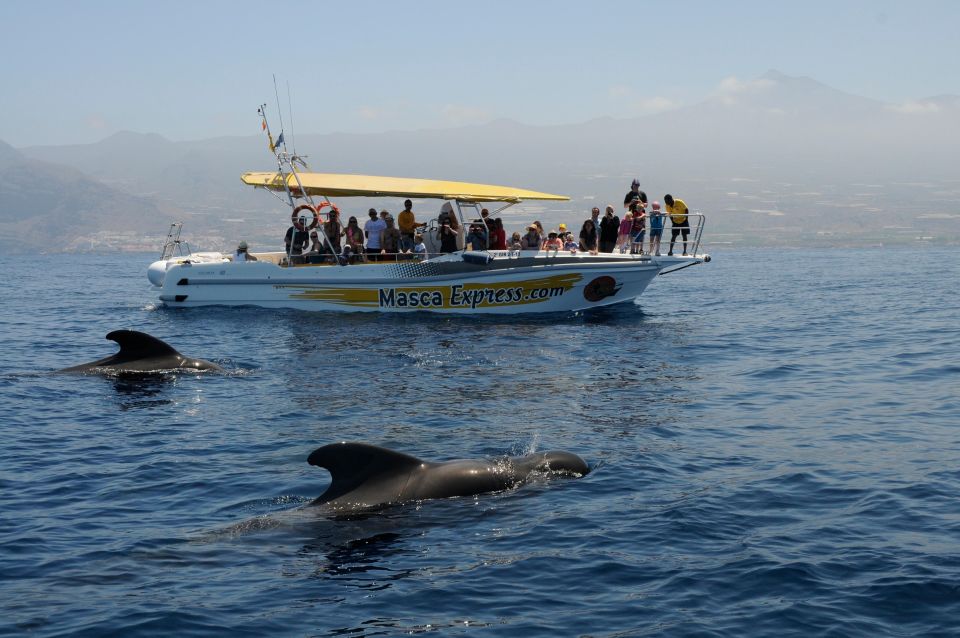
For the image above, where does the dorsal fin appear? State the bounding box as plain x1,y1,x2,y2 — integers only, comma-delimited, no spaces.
308,442,425,505
106,330,180,359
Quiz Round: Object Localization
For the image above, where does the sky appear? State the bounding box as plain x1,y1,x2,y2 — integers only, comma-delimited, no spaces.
2,0,958,147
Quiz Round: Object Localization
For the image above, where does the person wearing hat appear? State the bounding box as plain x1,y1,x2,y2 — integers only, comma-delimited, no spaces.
234,240,257,262
542,230,564,252
520,224,542,250
624,179,648,210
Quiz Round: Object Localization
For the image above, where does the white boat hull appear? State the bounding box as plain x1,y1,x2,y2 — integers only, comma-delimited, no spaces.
151,251,699,314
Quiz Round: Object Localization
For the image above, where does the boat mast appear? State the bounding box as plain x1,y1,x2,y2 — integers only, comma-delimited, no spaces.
258,104,340,261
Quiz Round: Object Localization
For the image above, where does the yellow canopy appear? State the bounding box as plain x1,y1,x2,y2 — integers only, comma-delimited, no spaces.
240,171,568,203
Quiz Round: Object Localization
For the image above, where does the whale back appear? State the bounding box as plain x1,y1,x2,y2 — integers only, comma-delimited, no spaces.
308,442,590,510
58,330,221,372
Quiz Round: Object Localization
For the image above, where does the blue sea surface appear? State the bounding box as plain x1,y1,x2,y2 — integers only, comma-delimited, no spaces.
1,248,958,637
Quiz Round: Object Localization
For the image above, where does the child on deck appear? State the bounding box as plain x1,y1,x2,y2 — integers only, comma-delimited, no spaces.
630,202,646,255
413,233,427,259
648,201,664,256
617,212,634,253
563,232,579,253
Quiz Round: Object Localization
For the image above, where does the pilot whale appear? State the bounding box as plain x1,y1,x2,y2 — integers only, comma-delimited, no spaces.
308,442,589,510
59,330,223,373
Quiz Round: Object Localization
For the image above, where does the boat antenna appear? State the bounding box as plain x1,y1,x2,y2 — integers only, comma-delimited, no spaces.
287,80,297,157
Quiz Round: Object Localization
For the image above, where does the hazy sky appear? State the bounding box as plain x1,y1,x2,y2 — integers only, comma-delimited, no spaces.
2,0,958,147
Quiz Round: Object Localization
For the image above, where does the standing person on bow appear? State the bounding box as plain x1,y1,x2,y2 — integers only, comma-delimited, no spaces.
598,205,620,253
364,208,386,261
624,179,648,210
664,194,690,256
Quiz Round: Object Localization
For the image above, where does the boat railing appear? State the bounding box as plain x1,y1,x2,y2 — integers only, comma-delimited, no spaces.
160,222,192,260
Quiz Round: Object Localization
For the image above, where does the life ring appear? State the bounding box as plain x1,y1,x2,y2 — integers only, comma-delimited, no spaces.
292,204,319,231
314,200,341,222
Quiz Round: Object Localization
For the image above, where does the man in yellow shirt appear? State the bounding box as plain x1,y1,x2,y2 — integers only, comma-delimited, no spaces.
664,194,690,256
397,199,424,253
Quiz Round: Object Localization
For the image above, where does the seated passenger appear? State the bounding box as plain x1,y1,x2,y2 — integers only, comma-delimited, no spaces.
542,230,564,251
520,225,542,250
508,231,523,250
234,240,258,262
413,233,427,259
563,232,578,253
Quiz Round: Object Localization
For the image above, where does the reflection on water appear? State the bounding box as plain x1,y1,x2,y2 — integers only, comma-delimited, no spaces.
109,373,177,411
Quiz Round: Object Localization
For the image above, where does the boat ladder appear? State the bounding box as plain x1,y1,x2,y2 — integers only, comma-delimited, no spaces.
160,222,191,260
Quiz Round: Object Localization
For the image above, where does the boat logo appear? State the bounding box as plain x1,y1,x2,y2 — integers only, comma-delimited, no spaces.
583,276,621,302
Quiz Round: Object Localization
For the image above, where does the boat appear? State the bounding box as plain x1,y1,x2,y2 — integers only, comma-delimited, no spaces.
147,108,709,314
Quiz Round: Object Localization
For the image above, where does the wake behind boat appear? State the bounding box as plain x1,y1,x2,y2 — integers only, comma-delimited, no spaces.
147,106,709,314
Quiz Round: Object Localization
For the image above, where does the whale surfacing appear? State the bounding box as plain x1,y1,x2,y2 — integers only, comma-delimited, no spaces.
308,442,589,511
59,330,223,373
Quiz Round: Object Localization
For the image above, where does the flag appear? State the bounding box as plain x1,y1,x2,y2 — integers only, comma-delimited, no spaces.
275,132,284,148
261,120,266,131
267,132,275,153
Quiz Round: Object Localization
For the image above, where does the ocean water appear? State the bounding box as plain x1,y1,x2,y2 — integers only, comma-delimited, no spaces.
1,248,958,637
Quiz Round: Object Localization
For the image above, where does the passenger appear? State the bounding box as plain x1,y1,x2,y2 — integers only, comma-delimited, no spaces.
284,224,310,256
542,230,564,252
397,199,424,244
491,218,507,250
630,201,646,255
438,219,458,253
579,219,598,254
508,231,523,250
364,208,386,261
598,205,620,253
465,223,488,251
520,224,542,250
617,212,634,253
563,232,579,253
623,179,648,210
343,215,365,261
234,240,258,262
338,244,354,266
648,201,664,256
480,207,494,235
664,194,690,256
324,209,343,255
438,202,459,231
533,220,545,238
305,230,325,263
589,206,601,233
380,214,401,259
413,233,427,259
